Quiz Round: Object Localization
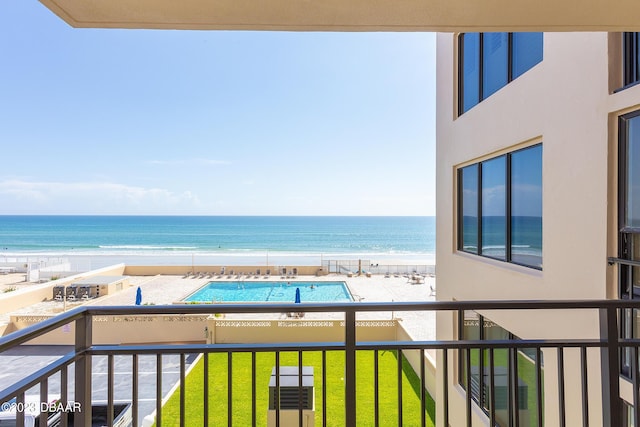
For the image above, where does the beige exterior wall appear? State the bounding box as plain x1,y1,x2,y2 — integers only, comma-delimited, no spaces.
207,319,398,343
436,32,610,304
396,321,438,399
11,314,210,345
435,32,636,426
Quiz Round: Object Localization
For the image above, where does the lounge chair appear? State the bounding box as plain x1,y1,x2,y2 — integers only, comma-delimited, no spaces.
409,274,424,284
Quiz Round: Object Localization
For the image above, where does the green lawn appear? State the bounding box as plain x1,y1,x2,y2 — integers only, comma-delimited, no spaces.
159,350,435,426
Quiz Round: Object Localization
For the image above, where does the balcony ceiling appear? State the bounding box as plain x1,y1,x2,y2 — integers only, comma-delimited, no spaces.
39,0,640,32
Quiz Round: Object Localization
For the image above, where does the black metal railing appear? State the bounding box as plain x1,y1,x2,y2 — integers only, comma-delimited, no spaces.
0,300,639,426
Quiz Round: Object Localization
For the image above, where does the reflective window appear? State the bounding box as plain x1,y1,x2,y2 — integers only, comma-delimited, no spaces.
461,310,480,405
511,145,543,268
482,33,509,99
619,111,640,378
482,156,506,260
459,312,544,427
460,164,479,253
622,400,636,427
458,144,542,269
458,32,543,115
623,114,640,229
461,33,480,114
624,32,640,87
512,33,543,79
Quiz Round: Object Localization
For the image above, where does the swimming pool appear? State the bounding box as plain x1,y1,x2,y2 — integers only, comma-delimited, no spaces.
184,281,352,303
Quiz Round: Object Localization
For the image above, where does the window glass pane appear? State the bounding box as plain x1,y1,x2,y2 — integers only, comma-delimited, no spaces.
482,32,509,99
626,115,640,229
511,145,543,268
463,310,481,340
482,156,506,259
483,318,510,340
632,33,640,83
482,319,510,413
516,349,540,427
621,400,633,427
461,33,480,113
462,311,481,402
512,32,543,79
624,32,640,86
461,165,479,253
492,348,510,426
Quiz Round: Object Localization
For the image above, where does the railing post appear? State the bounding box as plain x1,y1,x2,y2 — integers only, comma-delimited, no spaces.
75,311,92,427
600,306,621,427
345,310,356,426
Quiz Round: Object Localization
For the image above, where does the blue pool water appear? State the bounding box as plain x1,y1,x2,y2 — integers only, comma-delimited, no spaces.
184,281,352,303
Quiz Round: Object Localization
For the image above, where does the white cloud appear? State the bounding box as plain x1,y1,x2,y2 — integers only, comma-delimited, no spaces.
0,179,203,214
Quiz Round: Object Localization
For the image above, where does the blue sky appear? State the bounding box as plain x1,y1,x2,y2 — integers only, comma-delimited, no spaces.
0,1,435,216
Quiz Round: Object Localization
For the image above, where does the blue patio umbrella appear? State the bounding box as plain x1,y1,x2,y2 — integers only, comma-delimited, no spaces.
135,286,142,305
295,287,301,304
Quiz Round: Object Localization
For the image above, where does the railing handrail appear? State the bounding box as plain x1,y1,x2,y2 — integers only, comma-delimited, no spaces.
608,256,640,268
4,299,640,351
85,298,640,314
0,299,637,427
0,351,78,402
0,306,85,352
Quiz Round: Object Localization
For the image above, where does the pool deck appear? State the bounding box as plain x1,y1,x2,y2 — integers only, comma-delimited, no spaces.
100,273,436,342
3,273,436,341
0,273,436,427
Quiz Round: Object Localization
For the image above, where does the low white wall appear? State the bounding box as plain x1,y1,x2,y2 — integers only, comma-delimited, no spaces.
0,264,126,319
397,321,437,399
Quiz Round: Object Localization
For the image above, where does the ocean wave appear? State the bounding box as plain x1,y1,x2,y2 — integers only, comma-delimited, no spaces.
0,249,435,260
98,245,199,250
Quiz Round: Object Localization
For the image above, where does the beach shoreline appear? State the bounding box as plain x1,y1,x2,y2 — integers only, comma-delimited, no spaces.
1,252,436,270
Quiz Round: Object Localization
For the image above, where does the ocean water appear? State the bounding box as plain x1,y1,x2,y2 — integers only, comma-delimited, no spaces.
461,215,542,266
0,216,435,267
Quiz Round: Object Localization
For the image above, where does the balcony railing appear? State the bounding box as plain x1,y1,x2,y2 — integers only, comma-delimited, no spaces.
0,300,638,426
